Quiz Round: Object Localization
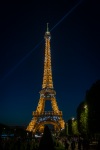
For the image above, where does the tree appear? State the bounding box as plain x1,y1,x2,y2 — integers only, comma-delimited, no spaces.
77,80,100,137
72,118,79,135
85,80,100,135
77,101,88,136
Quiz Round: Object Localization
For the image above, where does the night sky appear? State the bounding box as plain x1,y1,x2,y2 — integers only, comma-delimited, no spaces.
0,0,100,126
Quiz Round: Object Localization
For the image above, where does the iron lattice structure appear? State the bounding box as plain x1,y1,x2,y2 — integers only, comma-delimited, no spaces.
26,24,65,133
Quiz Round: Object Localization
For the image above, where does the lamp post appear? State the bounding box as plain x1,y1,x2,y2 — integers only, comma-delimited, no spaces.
83,104,88,136
3,127,6,134
72,117,75,135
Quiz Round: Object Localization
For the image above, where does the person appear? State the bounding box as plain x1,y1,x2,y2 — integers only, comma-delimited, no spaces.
96,139,100,150
82,138,89,150
71,140,75,150
26,141,30,150
78,137,82,150
64,138,69,150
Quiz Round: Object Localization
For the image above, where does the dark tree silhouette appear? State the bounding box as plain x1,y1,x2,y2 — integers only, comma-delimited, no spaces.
86,80,100,135
38,125,55,150
77,80,100,137
77,80,100,136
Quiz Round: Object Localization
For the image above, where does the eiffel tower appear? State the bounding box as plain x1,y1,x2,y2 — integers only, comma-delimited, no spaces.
26,24,65,133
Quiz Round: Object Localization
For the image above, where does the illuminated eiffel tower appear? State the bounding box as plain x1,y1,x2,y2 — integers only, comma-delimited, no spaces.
26,24,65,133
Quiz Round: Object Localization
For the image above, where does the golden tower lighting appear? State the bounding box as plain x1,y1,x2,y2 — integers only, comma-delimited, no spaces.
26,24,65,133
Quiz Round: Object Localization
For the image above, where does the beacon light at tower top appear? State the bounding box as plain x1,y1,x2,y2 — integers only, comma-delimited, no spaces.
26,24,65,134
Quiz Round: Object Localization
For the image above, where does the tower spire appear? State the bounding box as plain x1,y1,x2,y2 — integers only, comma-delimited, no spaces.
42,24,53,89
47,22,49,32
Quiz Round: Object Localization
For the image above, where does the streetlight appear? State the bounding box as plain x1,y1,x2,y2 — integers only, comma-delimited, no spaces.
84,105,87,109
72,117,75,121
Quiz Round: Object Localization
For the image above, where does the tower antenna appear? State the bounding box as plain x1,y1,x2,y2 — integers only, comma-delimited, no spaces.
47,23,49,32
